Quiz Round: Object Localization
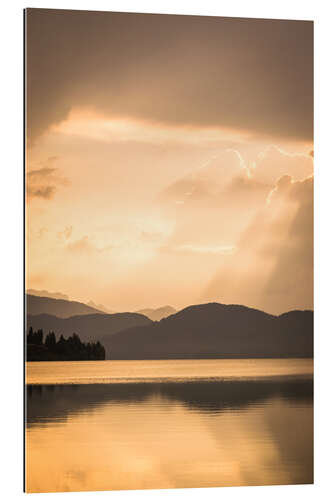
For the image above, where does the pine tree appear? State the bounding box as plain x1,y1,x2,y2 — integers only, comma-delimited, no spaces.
45,331,56,351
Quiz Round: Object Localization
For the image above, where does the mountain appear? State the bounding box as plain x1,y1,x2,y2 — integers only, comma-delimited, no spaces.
135,306,176,321
27,289,69,301
26,294,104,318
104,303,313,359
27,312,152,343
26,302,313,360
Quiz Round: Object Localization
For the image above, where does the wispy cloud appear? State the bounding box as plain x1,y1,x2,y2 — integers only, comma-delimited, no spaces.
66,236,113,255
162,244,236,256
57,226,73,240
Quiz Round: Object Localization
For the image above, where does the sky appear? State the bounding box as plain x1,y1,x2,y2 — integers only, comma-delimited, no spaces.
25,9,313,314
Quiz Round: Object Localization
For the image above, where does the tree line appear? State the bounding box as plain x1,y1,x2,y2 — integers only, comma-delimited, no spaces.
26,327,105,361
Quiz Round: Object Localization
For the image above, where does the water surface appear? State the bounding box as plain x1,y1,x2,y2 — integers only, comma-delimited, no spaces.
25,359,313,492
26,358,313,384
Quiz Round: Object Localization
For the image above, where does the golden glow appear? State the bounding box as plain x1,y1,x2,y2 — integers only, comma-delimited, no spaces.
26,111,313,312
52,108,252,145
25,360,313,492
26,398,312,492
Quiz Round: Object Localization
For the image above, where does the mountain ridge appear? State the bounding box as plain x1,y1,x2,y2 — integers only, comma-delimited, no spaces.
26,294,104,318
26,301,313,360
102,303,313,359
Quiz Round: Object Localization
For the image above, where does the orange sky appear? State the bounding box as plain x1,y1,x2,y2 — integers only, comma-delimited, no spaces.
25,10,313,313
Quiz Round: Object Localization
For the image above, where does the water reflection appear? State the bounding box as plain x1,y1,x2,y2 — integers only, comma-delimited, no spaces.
25,378,313,492
26,378,313,425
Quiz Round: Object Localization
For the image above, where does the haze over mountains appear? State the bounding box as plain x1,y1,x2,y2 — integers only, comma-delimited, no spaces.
27,294,313,360
136,306,177,322
26,293,176,321
87,301,112,314
27,289,70,301
26,294,104,318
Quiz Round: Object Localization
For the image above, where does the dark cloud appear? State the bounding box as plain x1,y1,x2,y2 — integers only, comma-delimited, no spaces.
26,159,68,200
27,167,56,179
27,184,56,200
26,9,313,144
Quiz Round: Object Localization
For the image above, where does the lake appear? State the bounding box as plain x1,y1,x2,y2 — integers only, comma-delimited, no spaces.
25,359,313,492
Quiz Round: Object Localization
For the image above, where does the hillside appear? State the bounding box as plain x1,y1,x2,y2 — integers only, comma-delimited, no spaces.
27,312,152,343
26,294,104,318
103,303,313,359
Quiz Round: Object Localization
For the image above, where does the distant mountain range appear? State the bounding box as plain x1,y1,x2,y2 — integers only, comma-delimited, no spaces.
27,301,313,360
26,293,175,320
27,312,152,344
27,289,70,301
135,306,177,321
26,294,104,318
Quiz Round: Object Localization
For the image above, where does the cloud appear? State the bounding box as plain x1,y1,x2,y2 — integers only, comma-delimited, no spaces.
66,236,96,255
154,145,313,313
26,10,313,144
140,231,166,243
27,166,56,179
27,184,56,200
251,145,313,185
37,227,48,238
57,225,73,240
66,236,113,255
204,175,313,314
161,244,236,256
53,110,250,146
26,158,68,201
261,177,313,311
158,149,271,252
160,150,250,203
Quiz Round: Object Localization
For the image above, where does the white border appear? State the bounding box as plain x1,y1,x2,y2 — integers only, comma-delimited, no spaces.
1,1,333,499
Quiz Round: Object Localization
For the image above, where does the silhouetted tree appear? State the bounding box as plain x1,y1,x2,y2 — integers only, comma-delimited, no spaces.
56,334,67,356
27,326,34,344
26,327,106,361
45,331,56,351
27,326,43,345
36,329,43,345
93,341,106,360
